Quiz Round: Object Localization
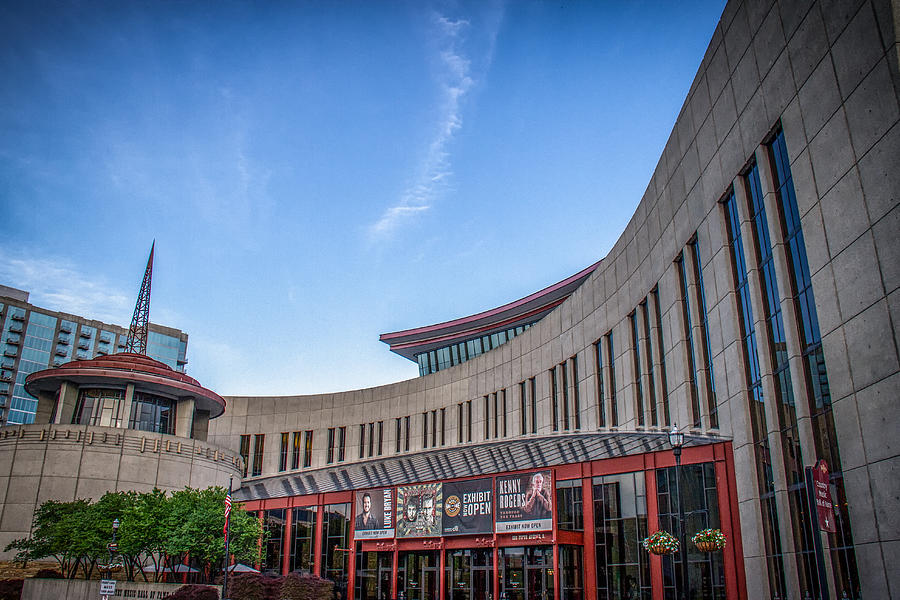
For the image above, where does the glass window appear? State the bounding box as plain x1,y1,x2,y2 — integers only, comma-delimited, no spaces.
239,435,250,477
593,471,650,599
656,463,725,599
321,503,351,599
290,506,317,574
262,508,286,574
252,434,265,477
556,479,584,531
128,391,174,434
303,430,313,467
280,432,289,472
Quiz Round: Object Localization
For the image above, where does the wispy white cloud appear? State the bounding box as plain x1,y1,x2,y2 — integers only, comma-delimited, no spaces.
369,12,479,240
0,250,132,324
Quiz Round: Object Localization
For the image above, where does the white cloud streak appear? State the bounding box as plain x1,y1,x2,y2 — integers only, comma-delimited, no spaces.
369,13,477,239
0,250,132,325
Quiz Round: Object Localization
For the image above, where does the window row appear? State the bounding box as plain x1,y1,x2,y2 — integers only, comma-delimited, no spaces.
414,323,535,376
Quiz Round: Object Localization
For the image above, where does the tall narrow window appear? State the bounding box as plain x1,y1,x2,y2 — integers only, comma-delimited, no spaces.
337,426,346,462
529,377,537,434
359,424,367,458
368,422,375,457
594,339,606,427
484,395,491,439
440,408,445,446
279,432,289,472
327,428,336,464
395,418,402,453
500,389,507,437
570,357,580,430
561,362,570,430
640,300,658,426
377,421,383,456
492,394,499,439
291,431,302,470
303,430,313,468
745,159,817,594
423,411,429,448
630,311,645,427
769,129,858,598
690,238,718,428
651,286,671,425
404,416,410,451
431,410,437,448
607,333,618,427
252,434,265,477
239,434,250,478
676,254,702,428
458,403,464,443
724,189,786,597
519,381,528,435
466,400,472,442
550,367,559,431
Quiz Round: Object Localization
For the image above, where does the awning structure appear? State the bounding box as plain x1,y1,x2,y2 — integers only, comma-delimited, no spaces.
236,431,727,501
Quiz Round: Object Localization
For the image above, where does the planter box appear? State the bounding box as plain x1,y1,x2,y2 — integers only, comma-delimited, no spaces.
22,578,221,600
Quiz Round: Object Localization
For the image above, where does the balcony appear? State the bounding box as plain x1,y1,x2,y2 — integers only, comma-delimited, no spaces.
3,349,17,358
5,338,19,346
55,348,68,357
96,350,108,356
57,337,69,346
0,374,11,383
78,330,91,338
8,325,22,334
1,362,13,370
10,313,25,322
52,360,64,367
58,325,73,334
77,342,90,351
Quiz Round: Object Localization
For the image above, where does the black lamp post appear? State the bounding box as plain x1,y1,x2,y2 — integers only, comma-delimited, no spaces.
668,424,689,600
106,518,120,579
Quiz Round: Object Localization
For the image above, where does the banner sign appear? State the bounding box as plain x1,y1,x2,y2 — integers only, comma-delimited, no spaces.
396,483,442,538
353,489,394,539
495,470,553,533
812,460,837,533
442,478,493,536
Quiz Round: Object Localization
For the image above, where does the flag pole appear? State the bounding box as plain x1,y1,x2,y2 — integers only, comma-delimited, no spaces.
223,476,233,599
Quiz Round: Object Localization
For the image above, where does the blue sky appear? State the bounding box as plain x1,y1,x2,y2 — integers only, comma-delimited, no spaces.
0,0,725,395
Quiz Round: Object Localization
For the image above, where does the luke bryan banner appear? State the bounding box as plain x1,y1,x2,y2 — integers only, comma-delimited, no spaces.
495,470,553,533
396,483,443,538
353,489,394,540
442,478,493,536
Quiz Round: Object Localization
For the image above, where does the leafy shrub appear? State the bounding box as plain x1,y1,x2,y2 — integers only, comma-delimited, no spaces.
31,569,63,579
228,573,265,600
163,585,219,600
280,573,334,600
0,579,23,600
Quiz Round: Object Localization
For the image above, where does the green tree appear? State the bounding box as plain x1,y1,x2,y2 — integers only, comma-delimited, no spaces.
164,487,263,581
118,488,170,582
4,499,92,578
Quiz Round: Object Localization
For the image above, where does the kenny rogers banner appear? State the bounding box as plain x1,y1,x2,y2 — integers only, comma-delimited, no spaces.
495,470,553,533
396,483,443,538
442,478,493,536
353,489,394,539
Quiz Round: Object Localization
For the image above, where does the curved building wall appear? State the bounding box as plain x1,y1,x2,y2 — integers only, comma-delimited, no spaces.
0,424,242,554
217,0,899,597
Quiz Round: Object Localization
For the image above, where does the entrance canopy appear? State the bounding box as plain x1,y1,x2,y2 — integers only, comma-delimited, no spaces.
236,431,726,501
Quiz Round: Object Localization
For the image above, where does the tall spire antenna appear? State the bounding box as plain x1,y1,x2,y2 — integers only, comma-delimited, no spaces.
125,241,154,354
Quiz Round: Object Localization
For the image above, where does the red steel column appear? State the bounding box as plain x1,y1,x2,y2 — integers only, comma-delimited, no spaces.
582,474,597,600
313,499,324,577
282,506,293,575
392,547,399,600
716,444,747,599
493,546,500,600
439,548,446,600
645,466,663,599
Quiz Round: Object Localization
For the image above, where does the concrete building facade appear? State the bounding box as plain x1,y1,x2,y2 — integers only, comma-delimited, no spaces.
206,0,900,598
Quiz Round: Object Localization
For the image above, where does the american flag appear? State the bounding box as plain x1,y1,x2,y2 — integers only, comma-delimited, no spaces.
223,491,232,535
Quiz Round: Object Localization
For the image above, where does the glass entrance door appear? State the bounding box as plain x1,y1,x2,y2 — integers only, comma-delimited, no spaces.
355,550,393,600
398,551,439,600
445,548,493,600
500,546,553,600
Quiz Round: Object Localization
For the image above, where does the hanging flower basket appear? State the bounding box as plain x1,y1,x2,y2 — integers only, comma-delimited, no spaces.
691,528,726,552
643,530,679,555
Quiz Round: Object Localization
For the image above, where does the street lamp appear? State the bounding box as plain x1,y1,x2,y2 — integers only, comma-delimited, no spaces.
668,424,689,600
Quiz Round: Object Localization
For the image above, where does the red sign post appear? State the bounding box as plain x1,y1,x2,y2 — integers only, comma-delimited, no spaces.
812,459,837,533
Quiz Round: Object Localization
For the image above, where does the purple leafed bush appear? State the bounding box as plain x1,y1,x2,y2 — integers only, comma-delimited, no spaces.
163,584,219,600
0,579,23,600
